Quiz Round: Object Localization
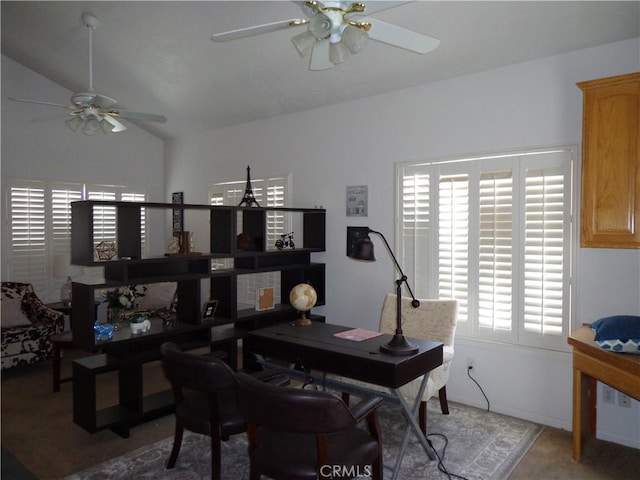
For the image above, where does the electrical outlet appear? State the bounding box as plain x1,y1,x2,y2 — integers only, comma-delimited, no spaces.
618,393,632,408
602,385,615,404
467,357,475,370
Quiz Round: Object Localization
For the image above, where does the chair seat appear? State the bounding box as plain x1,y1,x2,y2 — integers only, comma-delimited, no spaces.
254,428,380,480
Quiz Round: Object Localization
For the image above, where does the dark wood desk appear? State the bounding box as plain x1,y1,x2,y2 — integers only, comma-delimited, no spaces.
246,322,443,479
567,326,640,461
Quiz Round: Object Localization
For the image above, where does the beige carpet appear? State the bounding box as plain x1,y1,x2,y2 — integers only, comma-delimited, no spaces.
62,401,543,480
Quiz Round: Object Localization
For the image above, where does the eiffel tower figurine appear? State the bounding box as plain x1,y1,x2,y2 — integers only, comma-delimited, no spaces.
238,165,260,207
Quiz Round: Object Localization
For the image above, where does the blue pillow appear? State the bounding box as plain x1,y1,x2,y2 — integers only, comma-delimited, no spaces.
590,315,640,354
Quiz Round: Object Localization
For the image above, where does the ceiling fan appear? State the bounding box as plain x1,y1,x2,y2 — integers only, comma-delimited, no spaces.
211,1,439,71
9,13,167,136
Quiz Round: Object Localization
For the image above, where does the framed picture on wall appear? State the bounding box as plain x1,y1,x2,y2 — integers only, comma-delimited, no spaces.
346,185,368,217
172,191,184,233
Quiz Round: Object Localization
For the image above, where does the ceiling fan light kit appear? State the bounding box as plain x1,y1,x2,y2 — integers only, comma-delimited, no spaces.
9,13,167,137
212,1,439,71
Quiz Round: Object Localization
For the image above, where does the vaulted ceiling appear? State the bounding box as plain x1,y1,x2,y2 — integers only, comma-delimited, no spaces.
2,1,639,140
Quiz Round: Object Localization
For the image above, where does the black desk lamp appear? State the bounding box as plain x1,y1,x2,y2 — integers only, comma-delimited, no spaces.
351,228,419,356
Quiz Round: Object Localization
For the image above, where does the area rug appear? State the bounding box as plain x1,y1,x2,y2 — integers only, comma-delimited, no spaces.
64,400,543,480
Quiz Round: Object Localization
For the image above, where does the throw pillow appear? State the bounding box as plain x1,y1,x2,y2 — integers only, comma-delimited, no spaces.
590,315,640,354
135,282,177,311
1,295,32,327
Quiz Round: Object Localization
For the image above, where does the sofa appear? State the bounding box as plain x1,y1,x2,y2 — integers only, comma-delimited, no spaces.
1,282,64,370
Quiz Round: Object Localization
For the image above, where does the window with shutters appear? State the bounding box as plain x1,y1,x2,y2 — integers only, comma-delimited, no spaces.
396,147,575,350
210,173,291,245
210,173,291,307
2,178,147,301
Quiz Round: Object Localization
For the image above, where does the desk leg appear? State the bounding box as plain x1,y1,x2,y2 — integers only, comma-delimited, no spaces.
572,367,595,461
389,375,436,480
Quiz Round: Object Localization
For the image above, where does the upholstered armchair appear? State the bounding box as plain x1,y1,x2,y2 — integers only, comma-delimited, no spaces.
160,342,289,480
341,294,458,434
235,371,384,480
1,282,64,370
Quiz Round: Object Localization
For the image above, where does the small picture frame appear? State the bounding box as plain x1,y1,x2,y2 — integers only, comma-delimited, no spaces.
201,300,218,320
172,191,184,233
256,287,275,311
346,185,368,217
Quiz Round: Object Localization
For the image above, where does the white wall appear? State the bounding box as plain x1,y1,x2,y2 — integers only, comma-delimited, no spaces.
166,38,640,447
1,55,167,288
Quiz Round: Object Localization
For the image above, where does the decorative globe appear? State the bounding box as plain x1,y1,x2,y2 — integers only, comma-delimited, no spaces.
289,283,317,326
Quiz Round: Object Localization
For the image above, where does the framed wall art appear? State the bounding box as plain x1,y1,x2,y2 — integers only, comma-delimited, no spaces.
346,185,368,217
172,191,184,233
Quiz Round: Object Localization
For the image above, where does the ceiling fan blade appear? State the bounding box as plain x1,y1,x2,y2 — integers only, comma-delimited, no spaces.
356,1,412,16
212,19,307,42
103,114,127,132
365,18,439,54
309,39,333,70
111,109,167,124
31,112,75,123
9,97,72,109
93,94,118,109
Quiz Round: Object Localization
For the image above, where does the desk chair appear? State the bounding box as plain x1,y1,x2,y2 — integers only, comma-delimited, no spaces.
235,372,384,480
343,295,458,435
160,342,287,480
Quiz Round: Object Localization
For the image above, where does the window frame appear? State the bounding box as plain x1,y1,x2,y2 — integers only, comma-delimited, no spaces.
395,146,576,351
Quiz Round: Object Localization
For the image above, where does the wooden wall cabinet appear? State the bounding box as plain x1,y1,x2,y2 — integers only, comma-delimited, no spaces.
578,72,640,248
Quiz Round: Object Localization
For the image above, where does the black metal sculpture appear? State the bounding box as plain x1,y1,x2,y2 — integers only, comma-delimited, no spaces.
238,166,260,207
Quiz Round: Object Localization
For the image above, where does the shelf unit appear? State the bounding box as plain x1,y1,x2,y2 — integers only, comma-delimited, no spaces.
71,200,326,350
69,200,325,435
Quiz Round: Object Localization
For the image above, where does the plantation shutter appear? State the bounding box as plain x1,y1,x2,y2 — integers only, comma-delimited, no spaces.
438,173,470,326
87,190,117,254
399,168,431,298
265,176,287,246
521,161,569,347
477,171,513,333
51,184,83,293
7,182,47,293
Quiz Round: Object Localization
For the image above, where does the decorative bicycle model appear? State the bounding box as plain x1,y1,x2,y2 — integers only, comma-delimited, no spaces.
275,232,295,250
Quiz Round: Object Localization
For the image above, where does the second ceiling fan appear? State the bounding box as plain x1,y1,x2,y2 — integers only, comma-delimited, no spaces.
10,13,167,135
211,1,439,70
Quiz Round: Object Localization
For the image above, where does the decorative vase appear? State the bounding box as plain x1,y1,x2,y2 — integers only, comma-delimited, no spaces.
107,307,124,330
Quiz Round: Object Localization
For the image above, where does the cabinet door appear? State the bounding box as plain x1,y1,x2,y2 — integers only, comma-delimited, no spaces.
579,72,640,248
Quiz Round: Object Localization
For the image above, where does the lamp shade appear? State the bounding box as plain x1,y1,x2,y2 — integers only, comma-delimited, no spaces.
308,12,332,39
329,40,348,64
82,117,101,136
351,235,376,261
342,25,369,54
291,30,316,57
65,116,83,132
